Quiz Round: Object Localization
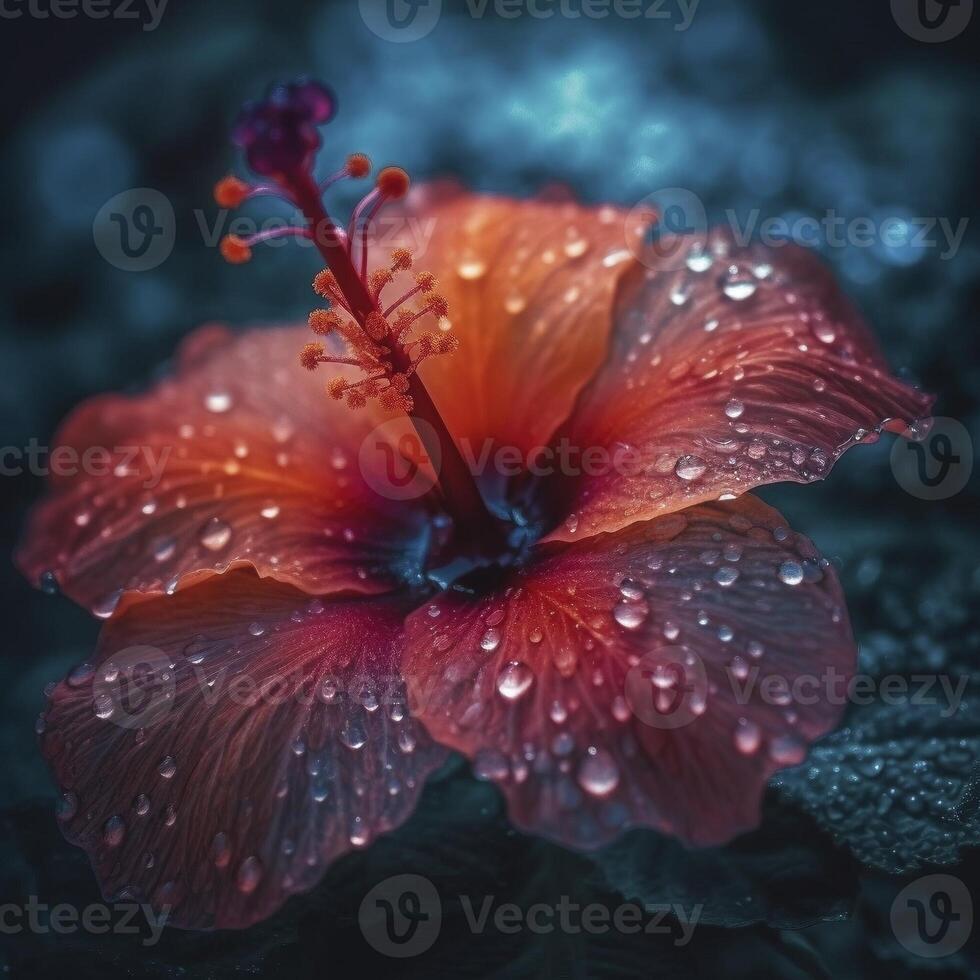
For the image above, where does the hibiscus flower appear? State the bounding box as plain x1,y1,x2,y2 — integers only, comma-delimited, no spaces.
18,79,932,929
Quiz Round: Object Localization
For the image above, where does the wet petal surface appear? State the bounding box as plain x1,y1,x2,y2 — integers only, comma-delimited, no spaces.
546,231,933,542
403,496,854,848
39,571,446,929
18,325,431,613
387,184,650,482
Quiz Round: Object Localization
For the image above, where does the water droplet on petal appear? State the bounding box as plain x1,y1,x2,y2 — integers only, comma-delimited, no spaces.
725,398,744,420
103,815,125,847
200,517,232,551
675,455,707,481
204,391,233,413
158,755,177,779
480,628,501,652
236,856,263,894
778,561,804,586
613,601,649,630
577,747,620,797
734,719,761,755
496,661,534,700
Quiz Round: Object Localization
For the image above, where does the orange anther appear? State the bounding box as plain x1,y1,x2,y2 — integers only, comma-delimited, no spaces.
220,234,252,264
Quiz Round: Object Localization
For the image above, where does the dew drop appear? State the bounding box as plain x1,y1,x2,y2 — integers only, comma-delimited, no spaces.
158,755,177,779
236,856,263,894
724,398,744,420
260,501,280,520
577,747,620,797
778,561,804,586
204,391,233,414
480,628,501,653
200,517,232,551
721,267,757,301
674,455,707,481
714,566,740,587
613,601,649,630
103,815,125,847
734,719,761,755
56,792,77,821
496,661,534,700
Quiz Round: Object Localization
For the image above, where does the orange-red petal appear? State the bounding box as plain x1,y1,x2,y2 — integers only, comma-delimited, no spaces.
39,571,447,929
403,496,854,848
544,230,933,542
384,183,650,479
17,325,431,615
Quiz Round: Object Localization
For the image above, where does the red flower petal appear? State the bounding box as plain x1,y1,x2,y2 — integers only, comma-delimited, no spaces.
39,571,446,929
403,495,853,848
545,231,933,542
17,325,431,614
387,184,650,475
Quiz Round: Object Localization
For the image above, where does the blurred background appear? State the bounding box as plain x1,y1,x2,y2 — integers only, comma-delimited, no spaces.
1,0,978,976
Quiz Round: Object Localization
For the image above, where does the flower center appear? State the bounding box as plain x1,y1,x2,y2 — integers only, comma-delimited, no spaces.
214,78,510,564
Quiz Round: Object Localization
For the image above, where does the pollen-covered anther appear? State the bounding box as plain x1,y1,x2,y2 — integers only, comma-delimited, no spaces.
426,294,450,318
346,389,368,409
437,334,460,355
309,309,342,335
415,271,436,292
214,175,252,209
220,234,252,264
391,247,413,271
376,167,410,200
364,312,390,341
300,342,325,370
313,269,342,300
345,153,371,178
327,377,347,400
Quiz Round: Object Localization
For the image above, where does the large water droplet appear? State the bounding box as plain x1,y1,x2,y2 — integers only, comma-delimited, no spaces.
204,391,233,413
674,455,707,481
496,661,534,700
577,747,620,797
724,398,744,420
613,601,649,630
158,755,177,779
734,718,761,755
778,560,804,586
200,517,232,551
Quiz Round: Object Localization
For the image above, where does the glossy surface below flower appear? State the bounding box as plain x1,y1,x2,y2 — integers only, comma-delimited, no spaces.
19,186,931,929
